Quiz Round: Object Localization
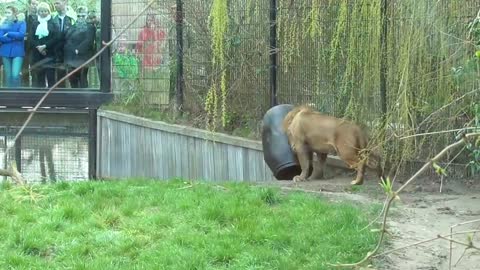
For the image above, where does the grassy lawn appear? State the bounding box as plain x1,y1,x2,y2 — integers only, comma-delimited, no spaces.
0,179,379,269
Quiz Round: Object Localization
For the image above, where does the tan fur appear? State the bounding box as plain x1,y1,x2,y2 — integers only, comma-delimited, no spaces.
283,105,384,185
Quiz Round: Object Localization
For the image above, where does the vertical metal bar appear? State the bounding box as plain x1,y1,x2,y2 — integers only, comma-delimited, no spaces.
100,0,112,93
96,114,102,179
269,0,278,107
88,109,97,179
3,135,7,181
175,0,184,113
380,0,388,118
14,135,21,173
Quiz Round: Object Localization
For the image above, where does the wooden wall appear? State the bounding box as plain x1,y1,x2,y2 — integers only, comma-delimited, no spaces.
97,110,277,182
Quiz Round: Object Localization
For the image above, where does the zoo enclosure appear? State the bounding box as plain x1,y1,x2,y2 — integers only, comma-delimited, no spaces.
111,0,480,174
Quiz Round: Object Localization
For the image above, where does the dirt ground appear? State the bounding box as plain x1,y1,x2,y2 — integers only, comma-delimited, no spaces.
265,169,480,270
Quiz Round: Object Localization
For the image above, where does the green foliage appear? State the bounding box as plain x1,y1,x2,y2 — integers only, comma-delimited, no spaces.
467,13,480,47
206,0,230,131
113,53,140,80
433,162,447,177
112,53,142,105
0,180,380,269
379,177,393,196
466,103,480,176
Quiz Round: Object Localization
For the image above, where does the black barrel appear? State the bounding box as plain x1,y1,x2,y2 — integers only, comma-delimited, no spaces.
261,104,301,180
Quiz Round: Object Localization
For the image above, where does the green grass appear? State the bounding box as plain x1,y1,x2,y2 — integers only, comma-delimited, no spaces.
0,179,379,270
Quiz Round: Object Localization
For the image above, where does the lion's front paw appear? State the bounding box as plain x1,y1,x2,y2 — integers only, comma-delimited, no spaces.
293,175,306,182
350,179,364,185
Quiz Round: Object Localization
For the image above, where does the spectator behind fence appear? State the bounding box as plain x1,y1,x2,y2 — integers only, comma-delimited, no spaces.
86,10,101,81
63,6,95,88
29,2,60,88
136,14,168,105
23,0,39,87
0,6,26,88
53,0,74,88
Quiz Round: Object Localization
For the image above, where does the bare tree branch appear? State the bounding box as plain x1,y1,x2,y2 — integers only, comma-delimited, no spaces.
331,132,480,268
372,230,480,258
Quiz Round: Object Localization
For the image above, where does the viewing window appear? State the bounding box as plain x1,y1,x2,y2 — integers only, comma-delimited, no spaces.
0,0,104,90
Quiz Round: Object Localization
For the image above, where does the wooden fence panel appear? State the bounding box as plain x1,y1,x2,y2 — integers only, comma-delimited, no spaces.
97,110,277,182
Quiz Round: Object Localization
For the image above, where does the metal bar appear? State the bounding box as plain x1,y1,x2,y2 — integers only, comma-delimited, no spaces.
15,135,21,172
88,109,97,179
175,0,184,113
100,0,112,93
269,0,278,107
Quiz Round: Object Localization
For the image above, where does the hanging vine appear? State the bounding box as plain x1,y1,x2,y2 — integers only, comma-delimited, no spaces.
206,0,229,130
201,0,477,168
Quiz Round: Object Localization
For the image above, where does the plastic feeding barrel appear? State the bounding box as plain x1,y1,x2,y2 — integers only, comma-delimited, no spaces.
261,104,301,180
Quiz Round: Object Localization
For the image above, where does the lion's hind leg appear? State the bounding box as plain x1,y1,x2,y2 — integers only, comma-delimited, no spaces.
308,152,327,180
350,160,366,185
337,144,366,185
367,152,385,181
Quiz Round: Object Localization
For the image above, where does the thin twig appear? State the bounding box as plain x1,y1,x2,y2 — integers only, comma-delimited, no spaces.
417,88,480,131
450,226,454,270
451,219,480,229
396,133,479,194
399,127,477,140
455,247,470,267
450,219,480,269
331,132,480,268
441,145,466,193
372,230,480,258
360,195,389,232
438,235,479,250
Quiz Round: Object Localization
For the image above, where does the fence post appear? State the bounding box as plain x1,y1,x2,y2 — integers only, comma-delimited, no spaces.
269,0,278,107
15,135,21,173
100,0,112,93
380,0,388,119
88,109,97,180
175,0,184,113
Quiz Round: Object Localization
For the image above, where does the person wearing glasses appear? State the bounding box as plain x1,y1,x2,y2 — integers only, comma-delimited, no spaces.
52,0,74,87
63,6,95,88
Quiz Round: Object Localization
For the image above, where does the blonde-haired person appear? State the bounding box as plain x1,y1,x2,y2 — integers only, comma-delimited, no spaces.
28,2,60,87
0,6,26,87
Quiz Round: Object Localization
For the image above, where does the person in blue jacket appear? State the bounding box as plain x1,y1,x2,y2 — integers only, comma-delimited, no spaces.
0,6,26,87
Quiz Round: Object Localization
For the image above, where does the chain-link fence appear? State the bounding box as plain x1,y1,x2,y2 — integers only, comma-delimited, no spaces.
0,112,90,183
110,0,480,175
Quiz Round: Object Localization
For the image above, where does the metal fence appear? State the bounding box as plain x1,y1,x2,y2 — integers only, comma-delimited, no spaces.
110,0,480,173
0,111,90,183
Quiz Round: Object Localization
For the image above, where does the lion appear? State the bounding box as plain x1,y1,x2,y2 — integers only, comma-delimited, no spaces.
282,105,384,185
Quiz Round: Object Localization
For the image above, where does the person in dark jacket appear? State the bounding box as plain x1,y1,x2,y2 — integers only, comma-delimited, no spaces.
23,0,39,86
29,2,60,88
0,6,27,87
64,6,95,88
53,0,74,88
